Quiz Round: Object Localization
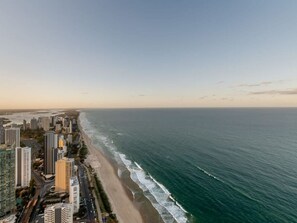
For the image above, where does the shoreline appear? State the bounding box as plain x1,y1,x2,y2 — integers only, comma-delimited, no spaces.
78,119,146,223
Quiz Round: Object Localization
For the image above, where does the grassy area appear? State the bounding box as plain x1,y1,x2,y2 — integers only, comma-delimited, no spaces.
89,167,118,223
78,141,88,161
21,128,45,144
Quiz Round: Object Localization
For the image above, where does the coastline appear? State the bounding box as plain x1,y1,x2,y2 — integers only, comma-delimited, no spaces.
78,118,145,223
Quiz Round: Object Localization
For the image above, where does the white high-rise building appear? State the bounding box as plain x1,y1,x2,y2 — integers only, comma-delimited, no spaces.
5,127,20,148
69,121,72,134
15,147,31,187
44,203,73,223
69,176,80,214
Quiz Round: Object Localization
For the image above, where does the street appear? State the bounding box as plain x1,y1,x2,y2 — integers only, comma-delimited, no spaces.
77,162,97,223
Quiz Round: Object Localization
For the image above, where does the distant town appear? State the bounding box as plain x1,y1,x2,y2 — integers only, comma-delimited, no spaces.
0,110,117,223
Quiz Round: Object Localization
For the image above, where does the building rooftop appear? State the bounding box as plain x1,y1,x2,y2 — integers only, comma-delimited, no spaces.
70,176,79,186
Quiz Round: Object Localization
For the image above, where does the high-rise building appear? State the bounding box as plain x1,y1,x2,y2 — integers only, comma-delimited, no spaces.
69,121,72,134
5,127,20,148
69,177,80,214
0,145,15,220
22,120,26,130
0,125,5,144
15,147,31,187
67,134,72,144
55,123,62,132
0,118,3,126
30,118,38,130
62,117,69,128
44,203,73,223
44,131,58,174
38,117,50,131
51,116,58,127
55,158,75,192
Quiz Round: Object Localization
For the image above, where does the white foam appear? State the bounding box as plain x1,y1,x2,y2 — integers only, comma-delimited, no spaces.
117,153,188,223
117,168,123,178
79,112,189,223
135,162,143,170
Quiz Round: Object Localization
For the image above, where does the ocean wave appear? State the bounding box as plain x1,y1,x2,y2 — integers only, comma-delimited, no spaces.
195,165,260,203
79,112,189,223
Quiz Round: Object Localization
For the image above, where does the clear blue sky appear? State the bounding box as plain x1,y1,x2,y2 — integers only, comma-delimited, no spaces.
0,0,296,108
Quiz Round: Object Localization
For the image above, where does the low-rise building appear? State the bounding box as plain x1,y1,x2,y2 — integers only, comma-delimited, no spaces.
44,203,73,223
69,177,80,214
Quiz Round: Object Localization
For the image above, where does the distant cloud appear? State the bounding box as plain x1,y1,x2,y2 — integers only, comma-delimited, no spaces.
220,97,233,101
250,88,297,95
237,80,284,88
216,81,224,84
138,94,146,97
81,92,89,95
199,96,208,100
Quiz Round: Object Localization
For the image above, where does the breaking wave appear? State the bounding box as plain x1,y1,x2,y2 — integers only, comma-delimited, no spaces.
79,112,189,223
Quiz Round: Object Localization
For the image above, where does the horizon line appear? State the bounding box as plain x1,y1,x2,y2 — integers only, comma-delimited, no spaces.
1,106,297,111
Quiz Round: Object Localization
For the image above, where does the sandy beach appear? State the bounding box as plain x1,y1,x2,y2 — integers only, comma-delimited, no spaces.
79,123,144,223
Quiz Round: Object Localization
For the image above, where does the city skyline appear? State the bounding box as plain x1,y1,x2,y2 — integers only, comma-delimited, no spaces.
0,1,297,109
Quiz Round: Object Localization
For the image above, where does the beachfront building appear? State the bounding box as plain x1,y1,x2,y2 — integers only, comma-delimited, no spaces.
44,131,58,174
55,157,75,193
69,176,80,214
0,145,15,220
44,203,73,223
5,127,20,148
30,118,38,130
15,147,31,187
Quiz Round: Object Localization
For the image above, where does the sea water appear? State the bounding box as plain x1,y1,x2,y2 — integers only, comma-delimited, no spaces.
79,108,297,223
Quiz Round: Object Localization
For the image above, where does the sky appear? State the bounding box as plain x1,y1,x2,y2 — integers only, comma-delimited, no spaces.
0,0,296,109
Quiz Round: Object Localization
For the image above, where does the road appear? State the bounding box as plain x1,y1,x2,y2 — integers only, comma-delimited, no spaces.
77,162,98,223
30,170,54,223
20,170,43,223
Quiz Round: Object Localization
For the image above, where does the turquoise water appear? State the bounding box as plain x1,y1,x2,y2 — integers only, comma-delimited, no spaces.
80,108,297,223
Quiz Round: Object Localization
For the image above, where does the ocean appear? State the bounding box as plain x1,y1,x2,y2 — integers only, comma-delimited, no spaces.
79,108,297,223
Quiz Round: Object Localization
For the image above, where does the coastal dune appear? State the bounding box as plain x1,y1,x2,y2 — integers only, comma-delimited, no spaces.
79,124,144,223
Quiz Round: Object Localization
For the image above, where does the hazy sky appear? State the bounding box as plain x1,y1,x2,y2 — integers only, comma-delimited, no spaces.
0,1,297,109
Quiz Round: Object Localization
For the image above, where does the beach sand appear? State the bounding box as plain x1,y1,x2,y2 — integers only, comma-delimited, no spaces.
79,124,145,223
